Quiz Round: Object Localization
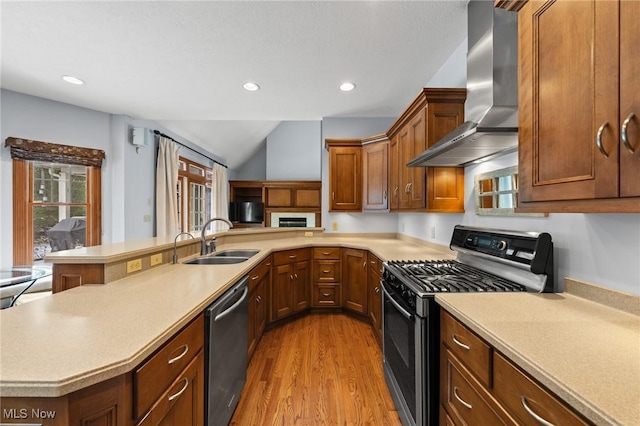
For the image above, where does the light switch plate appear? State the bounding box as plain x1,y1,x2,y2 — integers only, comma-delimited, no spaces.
304,231,313,237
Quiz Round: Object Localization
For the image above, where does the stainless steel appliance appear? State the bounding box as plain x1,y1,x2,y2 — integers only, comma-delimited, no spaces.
381,225,554,426
270,212,316,228
205,276,249,426
229,201,264,224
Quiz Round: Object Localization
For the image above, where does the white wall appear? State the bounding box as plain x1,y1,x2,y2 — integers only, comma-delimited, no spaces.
266,121,322,180
230,140,267,180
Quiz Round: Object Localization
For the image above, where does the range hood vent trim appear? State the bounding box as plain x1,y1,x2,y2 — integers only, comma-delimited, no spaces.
409,0,519,167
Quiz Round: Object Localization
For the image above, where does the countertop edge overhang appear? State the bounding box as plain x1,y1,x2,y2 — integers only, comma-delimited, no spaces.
1,233,454,397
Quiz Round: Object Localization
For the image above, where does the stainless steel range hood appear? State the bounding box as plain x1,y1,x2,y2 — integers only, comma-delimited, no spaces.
408,0,518,167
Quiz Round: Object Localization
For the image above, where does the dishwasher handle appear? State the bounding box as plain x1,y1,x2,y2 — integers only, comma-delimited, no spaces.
214,286,248,322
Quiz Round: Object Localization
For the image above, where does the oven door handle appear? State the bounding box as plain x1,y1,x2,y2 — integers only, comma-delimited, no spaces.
381,284,414,321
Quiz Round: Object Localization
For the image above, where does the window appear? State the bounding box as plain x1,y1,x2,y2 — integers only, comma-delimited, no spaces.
8,137,104,266
474,166,545,217
178,157,213,233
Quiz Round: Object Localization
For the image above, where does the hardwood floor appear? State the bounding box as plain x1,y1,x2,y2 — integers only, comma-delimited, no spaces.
230,313,402,426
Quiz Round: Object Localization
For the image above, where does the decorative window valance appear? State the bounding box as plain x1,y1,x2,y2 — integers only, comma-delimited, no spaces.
5,137,106,167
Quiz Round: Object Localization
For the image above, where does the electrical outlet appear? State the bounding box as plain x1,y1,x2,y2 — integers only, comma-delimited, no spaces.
143,214,152,223
150,253,163,266
331,222,338,231
304,231,313,237
127,258,142,273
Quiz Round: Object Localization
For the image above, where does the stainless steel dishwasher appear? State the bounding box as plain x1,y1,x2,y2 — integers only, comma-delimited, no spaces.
205,275,248,426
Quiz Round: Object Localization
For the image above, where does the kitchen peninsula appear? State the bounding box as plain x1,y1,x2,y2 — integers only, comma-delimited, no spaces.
1,228,638,426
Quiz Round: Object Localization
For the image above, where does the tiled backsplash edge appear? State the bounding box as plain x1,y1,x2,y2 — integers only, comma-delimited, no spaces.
564,278,640,316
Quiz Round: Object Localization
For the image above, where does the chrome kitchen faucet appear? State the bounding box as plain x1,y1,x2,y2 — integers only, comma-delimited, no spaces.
201,218,233,255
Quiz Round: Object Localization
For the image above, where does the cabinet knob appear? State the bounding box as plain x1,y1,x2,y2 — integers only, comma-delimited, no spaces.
622,112,637,153
596,121,610,158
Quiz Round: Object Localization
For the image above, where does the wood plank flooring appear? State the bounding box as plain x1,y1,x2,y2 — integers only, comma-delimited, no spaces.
230,313,402,426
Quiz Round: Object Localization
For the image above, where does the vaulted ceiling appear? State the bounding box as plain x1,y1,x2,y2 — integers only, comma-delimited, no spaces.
1,1,467,168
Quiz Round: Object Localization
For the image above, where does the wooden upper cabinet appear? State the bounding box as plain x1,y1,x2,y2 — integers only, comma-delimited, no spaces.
264,184,321,209
511,0,640,211
362,136,389,211
325,139,362,212
387,88,466,212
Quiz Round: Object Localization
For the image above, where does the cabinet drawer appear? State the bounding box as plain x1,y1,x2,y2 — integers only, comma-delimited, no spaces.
493,352,589,426
248,256,272,293
313,247,340,260
441,310,491,387
441,348,512,426
134,315,204,418
313,260,340,282
312,284,341,307
368,254,383,276
274,248,311,265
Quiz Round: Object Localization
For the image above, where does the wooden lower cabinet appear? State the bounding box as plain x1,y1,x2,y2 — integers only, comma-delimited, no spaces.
440,310,591,426
312,247,341,308
248,256,271,360
368,254,383,343
270,249,311,322
137,351,204,426
341,248,368,315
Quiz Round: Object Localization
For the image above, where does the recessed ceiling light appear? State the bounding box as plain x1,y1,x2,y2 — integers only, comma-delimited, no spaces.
62,75,85,85
339,82,356,92
243,82,260,92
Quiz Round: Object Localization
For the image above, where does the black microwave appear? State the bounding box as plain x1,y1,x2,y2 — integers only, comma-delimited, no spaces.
229,202,264,223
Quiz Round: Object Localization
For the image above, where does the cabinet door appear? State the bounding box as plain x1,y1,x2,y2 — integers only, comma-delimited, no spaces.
426,167,465,212
138,351,205,426
368,259,382,343
518,0,619,203
389,135,400,210
398,126,413,209
407,109,427,209
271,264,294,321
255,277,267,339
293,260,311,312
329,146,362,211
620,0,640,198
363,141,389,211
265,187,292,207
341,249,368,314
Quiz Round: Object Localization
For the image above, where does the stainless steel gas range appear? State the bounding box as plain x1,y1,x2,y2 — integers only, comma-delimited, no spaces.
381,225,554,426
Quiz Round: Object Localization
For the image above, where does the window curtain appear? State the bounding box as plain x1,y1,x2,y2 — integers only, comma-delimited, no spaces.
156,137,180,237
211,162,230,232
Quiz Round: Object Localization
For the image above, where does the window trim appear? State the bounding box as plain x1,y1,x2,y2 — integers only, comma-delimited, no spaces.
12,159,102,265
178,157,212,233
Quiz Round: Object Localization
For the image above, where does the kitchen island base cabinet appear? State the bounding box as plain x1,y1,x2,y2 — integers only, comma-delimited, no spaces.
312,247,341,308
248,256,271,360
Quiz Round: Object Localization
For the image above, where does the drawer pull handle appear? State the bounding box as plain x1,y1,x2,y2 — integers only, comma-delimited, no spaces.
290,275,294,281
596,121,610,158
451,334,470,351
453,386,472,410
289,255,297,259
251,275,259,280
622,112,637,153
168,377,189,402
521,396,555,426
323,270,331,273
266,262,272,266
294,273,298,280
322,293,331,297
168,344,189,365
322,251,331,255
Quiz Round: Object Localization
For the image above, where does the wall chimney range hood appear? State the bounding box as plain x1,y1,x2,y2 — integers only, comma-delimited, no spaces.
408,0,519,167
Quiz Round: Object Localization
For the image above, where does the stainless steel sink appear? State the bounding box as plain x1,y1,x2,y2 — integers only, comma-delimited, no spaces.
212,249,259,258
184,256,249,265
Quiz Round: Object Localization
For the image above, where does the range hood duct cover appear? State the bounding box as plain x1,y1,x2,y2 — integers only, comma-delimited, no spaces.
408,0,518,167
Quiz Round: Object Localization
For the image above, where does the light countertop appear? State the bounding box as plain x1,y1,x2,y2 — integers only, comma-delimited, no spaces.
1,233,451,397
436,285,640,426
